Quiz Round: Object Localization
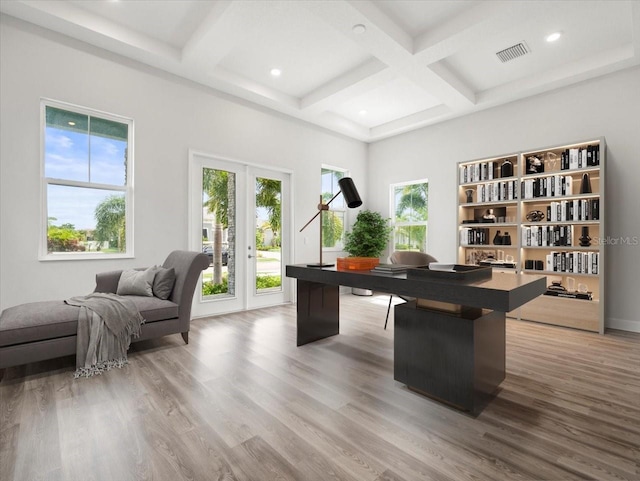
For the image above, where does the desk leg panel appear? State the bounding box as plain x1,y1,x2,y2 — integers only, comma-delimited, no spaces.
474,309,506,412
296,280,339,346
394,302,505,413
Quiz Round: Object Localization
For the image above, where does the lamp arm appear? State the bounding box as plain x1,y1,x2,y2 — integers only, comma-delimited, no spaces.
299,190,342,232
299,210,321,232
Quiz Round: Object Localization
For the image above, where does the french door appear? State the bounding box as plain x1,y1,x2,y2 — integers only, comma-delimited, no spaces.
189,151,292,318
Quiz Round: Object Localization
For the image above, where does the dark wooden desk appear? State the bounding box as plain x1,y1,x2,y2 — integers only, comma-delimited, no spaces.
286,265,546,413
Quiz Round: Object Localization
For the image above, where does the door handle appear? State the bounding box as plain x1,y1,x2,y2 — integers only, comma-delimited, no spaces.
248,254,254,259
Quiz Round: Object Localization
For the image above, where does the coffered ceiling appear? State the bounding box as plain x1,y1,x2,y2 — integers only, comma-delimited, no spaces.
2,0,639,142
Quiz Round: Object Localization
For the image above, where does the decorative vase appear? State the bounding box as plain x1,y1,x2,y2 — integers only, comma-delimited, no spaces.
500,159,513,178
579,226,592,247
465,189,474,203
493,230,503,245
580,173,592,194
502,232,512,245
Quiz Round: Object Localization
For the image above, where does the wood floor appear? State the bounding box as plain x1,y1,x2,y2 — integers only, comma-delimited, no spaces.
1,294,639,481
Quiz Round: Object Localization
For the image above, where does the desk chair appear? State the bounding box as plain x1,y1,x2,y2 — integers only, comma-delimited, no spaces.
384,251,438,329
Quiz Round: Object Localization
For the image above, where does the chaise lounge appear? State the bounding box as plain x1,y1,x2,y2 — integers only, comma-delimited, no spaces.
0,250,209,371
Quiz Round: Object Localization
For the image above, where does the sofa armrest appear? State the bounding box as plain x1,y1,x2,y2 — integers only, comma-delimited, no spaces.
94,270,123,293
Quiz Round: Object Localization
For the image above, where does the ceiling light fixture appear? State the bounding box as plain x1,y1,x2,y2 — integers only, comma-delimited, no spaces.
359,110,368,116
68,121,76,126
546,32,562,43
352,24,366,35
270,68,282,77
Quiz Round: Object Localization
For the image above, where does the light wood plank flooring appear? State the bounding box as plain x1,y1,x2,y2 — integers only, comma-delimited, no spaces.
1,293,639,481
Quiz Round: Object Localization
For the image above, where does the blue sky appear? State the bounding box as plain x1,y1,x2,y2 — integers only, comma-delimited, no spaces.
321,169,344,209
45,127,127,230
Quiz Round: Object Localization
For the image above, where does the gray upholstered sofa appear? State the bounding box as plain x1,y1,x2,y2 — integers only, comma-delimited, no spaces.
0,250,209,370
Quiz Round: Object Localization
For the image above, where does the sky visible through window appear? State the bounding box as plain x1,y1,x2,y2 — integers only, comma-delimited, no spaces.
45,125,127,230
321,168,345,208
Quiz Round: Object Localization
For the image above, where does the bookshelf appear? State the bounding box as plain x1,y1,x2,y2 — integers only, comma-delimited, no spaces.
457,138,605,333
458,153,521,277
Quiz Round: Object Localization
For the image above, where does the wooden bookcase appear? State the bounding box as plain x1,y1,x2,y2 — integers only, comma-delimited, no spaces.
457,138,605,333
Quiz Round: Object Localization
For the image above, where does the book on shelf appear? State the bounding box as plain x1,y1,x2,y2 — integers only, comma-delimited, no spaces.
544,290,593,300
521,175,574,199
460,161,495,184
521,225,574,247
546,199,599,222
543,251,599,274
560,145,600,170
460,227,490,246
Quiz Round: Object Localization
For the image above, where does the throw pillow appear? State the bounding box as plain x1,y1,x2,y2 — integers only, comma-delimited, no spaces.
152,266,176,300
116,267,156,297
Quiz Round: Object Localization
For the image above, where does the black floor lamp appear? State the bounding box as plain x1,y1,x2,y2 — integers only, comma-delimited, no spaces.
300,177,362,267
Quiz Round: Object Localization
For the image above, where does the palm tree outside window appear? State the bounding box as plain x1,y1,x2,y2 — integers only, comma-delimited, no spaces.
391,180,429,252
321,166,348,250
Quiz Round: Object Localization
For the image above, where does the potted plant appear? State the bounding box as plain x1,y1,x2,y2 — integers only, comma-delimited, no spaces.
340,210,392,294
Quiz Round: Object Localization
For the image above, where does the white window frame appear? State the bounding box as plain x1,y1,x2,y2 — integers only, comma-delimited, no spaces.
40,99,134,260
321,164,349,252
389,178,429,253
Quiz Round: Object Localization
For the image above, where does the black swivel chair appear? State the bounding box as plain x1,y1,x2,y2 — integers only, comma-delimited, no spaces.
384,251,438,329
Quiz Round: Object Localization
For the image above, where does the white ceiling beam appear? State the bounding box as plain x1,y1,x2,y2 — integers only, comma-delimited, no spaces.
0,0,180,61
211,67,300,109
477,44,638,106
369,104,452,141
304,0,413,62
413,1,523,65
180,0,256,71
196,68,372,141
313,111,372,141
305,0,475,109
345,0,413,54
428,62,475,104
405,62,476,108
300,58,393,113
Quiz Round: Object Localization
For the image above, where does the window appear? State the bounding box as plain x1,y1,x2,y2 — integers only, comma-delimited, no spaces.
321,166,347,250
41,100,133,259
391,180,429,252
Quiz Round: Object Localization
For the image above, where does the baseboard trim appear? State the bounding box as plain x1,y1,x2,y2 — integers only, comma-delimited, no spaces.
607,318,640,333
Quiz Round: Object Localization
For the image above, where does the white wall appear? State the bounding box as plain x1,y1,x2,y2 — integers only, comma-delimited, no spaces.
368,66,640,332
0,16,367,310
2,15,639,332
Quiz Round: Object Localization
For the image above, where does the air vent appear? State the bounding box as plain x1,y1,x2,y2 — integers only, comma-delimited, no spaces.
496,42,529,63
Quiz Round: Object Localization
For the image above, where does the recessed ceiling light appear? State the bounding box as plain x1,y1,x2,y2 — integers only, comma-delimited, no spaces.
270,68,282,77
68,121,76,126
359,110,368,116
546,32,562,43
352,24,366,35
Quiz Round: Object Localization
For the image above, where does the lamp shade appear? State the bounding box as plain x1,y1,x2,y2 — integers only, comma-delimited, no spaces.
338,177,362,208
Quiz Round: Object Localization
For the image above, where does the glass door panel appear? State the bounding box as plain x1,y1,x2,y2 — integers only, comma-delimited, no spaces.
248,167,290,309
201,167,236,299
254,177,282,294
